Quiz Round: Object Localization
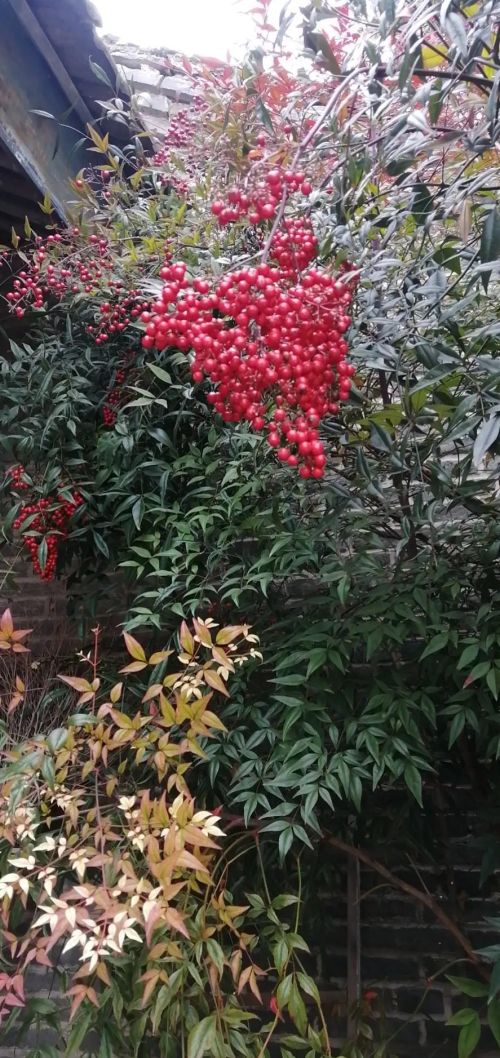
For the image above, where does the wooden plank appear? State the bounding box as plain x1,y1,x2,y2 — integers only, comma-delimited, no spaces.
0,193,46,223
0,167,38,199
6,0,94,128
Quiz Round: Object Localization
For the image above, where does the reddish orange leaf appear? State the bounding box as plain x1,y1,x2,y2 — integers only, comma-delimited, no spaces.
203,668,229,697
0,609,13,635
165,907,190,937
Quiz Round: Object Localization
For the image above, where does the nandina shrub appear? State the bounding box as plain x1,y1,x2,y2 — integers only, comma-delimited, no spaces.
0,610,333,1057
0,73,359,619
2,6,500,1053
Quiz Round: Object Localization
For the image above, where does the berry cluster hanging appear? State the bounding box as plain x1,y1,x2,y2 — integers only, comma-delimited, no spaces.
103,354,140,427
5,227,150,344
8,468,84,580
5,231,113,318
211,167,313,227
141,253,356,478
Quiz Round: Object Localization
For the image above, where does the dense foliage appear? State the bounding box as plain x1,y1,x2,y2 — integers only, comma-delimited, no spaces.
1,0,500,1054
0,611,335,1057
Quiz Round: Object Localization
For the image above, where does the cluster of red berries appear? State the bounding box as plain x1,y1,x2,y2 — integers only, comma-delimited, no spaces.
151,103,205,197
102,354,140,426
271,218,317,276
103,368,127,426
211,167,313,227
5,230,113,317
87,289,149,344
152,104,205,166
141,259,356,477
103,367,127,427
6,465,29,491
10,480,83,581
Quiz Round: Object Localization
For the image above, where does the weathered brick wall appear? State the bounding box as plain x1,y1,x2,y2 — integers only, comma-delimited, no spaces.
308,784,499,1057
1,559,72,654
1,554,131,658
312,875,498,1056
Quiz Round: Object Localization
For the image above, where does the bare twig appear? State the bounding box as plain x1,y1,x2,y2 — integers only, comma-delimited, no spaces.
324,833,490,979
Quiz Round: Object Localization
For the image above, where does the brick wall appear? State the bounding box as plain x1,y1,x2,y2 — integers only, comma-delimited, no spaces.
311,874,498,1057
1,558,72,654
1,553,131,659
307,785,500,1058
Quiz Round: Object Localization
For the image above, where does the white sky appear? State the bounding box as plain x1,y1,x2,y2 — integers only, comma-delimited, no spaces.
95,0,258,59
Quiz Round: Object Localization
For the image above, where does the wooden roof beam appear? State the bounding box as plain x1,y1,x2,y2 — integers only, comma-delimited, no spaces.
6,0,94,128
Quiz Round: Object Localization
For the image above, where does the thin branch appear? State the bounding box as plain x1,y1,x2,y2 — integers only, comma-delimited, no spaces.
374,63,492,89
412,67,491,91
223,813,489,980
324,833,490,979
261,70,358,261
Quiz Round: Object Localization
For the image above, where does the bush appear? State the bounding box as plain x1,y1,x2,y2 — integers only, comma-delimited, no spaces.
2,1,500,1053
0,611,335,1057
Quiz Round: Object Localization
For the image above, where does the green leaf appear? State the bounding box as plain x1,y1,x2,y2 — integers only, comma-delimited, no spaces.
272,894,299,909
448,712,465,747
47,728,68,753
98,1030,113,1058
38,537,48,573
487,998,500,1047
206,938,225,976
448,1008,477,1027
67,714,98,727
447,977,488,998
273,938,289,974
297,972,320,1003
307,32,341,74
187,1016,217,1058
149,364,172,384
337,576,350,605
457,645,479,671
473,416,500,468
89,59,113,87
480,207,500,291
428,79,444,124
487,667,499,701
466,661,491,684
412,181,433,224
132,497,145,531
420,632,448,660
488,959,500,1000
370,422,393,452
271,674,304,686
278,826,294,861
305,648,327,677
255,97,274,133
404,763,423,807
288,980,308,1035
41,755,56,788
457,1014,481,1058
26,998,59,1015
92,530,110,559
433,240,461,274
277,974,294,1008
65,1011,93,1056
